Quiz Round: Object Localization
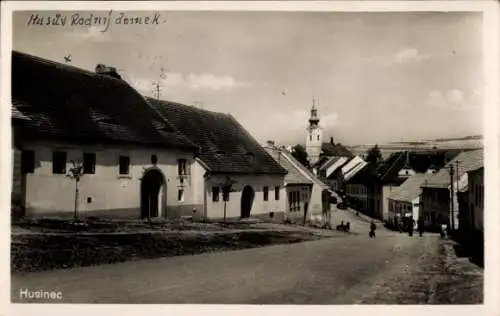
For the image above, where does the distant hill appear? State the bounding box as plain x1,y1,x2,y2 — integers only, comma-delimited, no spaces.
348,135,482,159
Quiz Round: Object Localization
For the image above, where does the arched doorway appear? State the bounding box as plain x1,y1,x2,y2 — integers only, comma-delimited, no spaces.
140,169,165,219
241,185,255,218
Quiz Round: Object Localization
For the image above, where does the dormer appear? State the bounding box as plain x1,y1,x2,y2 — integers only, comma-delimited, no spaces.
244,151,256,164
398,151,416,178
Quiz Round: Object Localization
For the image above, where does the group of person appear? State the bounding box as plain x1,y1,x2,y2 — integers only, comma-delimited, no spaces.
396,216,448,239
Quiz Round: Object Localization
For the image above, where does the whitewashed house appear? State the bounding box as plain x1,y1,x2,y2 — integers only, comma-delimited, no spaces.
148,99,288,222
420,149,483,231
11,50,201,219
387,173,433,229
263,143,331,224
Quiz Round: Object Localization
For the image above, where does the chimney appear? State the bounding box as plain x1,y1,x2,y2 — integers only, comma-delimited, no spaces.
330,137,335,145
95,64,122,79
267,140,275,148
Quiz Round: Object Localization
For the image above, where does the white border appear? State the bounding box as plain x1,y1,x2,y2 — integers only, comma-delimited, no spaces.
1,1,499,316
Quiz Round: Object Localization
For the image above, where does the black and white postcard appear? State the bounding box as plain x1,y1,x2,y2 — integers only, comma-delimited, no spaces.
1,1,499,315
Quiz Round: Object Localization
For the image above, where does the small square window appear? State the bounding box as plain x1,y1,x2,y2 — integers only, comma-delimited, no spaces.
21,150,35,174
212,187,220,202
52,151,67,174
83,153,96,174
119,156,130,175
178,189,184,202
275,186,280,200
263,186,269,201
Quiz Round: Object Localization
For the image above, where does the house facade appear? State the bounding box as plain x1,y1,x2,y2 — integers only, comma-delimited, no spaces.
327,155,366,195
420,149,483,232
419,187,451,230
387,173,432,229
264,145,313,223
466,166,484,235
345,163,378,214
11,50,200,219
148,98,288,223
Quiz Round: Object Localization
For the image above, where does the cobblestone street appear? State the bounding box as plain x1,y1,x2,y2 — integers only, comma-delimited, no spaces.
335,235,483,304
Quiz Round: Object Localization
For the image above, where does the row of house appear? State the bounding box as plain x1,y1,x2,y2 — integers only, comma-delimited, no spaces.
11,50,330,223
313,139,483,233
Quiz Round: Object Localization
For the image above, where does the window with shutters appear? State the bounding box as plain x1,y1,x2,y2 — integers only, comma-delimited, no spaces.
263,186,269,201
52,151,67,174
119,156,130,175
21,150,35,174
178,159,187,175
83,153,96,174
212,187,220,202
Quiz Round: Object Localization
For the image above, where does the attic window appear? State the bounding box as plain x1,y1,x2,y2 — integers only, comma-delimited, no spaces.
89,109,118,125
215,150,225,158
153,121,169,131
245,152,256,164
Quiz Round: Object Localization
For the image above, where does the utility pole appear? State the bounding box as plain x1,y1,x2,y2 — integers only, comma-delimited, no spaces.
449,164,455,231
155,82,161,100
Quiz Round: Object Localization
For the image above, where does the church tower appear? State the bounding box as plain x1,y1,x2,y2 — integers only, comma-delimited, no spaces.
306,98,322,165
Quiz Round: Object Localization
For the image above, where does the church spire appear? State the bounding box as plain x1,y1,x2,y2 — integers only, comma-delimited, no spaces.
309,96,319,127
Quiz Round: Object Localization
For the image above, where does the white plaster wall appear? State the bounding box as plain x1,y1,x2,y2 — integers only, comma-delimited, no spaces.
412,196,420,228
382,185,398,222
22,141,196,217
205,173,286,219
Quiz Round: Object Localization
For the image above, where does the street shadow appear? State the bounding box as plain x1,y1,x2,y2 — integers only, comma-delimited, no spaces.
452,243,484,268
452,244,469,258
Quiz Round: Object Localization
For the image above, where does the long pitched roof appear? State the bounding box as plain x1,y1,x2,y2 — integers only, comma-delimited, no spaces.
388,173,434,202
265,147,312,185
148,98,287,175
279,149,330,190
11,50,197,150
321,142,354,158
319,156,344,172
422,149,483,189
346,162,379,185
376,151,407,182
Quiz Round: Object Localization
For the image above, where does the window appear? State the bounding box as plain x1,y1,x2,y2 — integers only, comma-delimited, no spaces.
212,187,220,202
317,135,320,141
222,186,230,202
263,186,269,201
21,150,35,174
310,135,312,141
178,189,184,202
119,156,130,175
275,186,280,200
178,159,187,175
52,151,67,174
83,153,96,174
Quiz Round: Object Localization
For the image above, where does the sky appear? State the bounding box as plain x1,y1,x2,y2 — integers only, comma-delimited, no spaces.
13,10,483,146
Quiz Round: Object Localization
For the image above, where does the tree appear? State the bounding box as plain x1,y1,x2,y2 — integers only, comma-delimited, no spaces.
219,176,237,223
66,160,84,223
366,144,382,164
291,144,310,168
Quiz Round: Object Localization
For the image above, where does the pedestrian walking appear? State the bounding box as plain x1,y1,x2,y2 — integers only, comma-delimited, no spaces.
369,220,376,238
417,217,424,237
440,223,447,239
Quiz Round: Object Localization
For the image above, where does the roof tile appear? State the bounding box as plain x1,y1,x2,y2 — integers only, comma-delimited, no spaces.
148,98,287,175
12,51,197,150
